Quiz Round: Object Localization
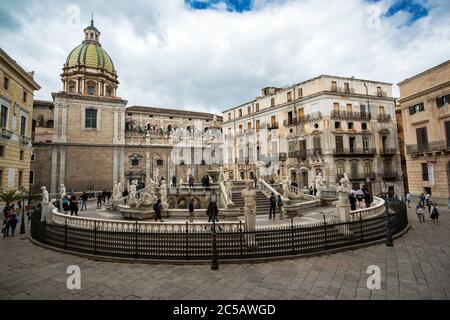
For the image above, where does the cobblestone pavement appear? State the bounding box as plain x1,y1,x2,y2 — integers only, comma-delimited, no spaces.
0,206,449,300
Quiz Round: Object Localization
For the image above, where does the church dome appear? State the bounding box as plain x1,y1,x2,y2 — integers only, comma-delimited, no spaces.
65,42,115,74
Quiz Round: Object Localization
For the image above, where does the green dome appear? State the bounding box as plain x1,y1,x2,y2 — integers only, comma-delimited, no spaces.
65,42,115,74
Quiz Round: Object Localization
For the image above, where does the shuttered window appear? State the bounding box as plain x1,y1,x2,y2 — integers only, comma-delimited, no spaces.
421,163,429,181
416,127,428,152
445,121,450,148
335,136,343,152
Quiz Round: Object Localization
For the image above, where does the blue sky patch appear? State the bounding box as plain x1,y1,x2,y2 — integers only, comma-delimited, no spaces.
367,0,429,25
185,0,252,12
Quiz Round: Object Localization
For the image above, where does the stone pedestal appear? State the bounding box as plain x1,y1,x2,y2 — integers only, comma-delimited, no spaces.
220,208,240,221
336,204,351,222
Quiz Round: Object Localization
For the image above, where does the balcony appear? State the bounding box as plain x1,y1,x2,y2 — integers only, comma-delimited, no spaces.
331,111,372,121
380,148,396,156
1,127,13,139
283,118,298,127
20,135,31,145
330,86,355,94
279,152,287,161
333,148,375,156
268,122,279,130
244,129,255,135
235,130,244,137
377,114,391,122
380,170,397,179
288,150,307,159
307,148,322,157
406,141,450,155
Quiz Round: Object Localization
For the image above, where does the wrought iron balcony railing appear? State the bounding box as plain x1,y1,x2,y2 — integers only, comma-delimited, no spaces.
333,148,375,156
20,135,31,144
331,110,372,121
406,141,450,154
380,148,396,156
377,114,391,122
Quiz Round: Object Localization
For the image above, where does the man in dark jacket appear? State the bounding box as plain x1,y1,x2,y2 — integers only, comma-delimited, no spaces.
269,192,277,219
153,199,164,222
172,175,177,188
189,175,195,191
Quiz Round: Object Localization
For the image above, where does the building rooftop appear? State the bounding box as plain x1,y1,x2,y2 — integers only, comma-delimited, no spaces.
397,60,450,86
0,47,40,90
127,105,222,120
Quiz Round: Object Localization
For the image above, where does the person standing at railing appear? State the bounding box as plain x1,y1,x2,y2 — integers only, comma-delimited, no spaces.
406,192,411,208
153,199,164,222
80,192,88,211
348,191,357,211
276,194,283,218
172,175,177,188
362,186,372,208
69,196,79,216
188,200,194,222
96,193,103,210
269,193,277,219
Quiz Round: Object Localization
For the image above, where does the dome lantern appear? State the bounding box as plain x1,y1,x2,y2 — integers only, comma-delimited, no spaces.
84,13,101,43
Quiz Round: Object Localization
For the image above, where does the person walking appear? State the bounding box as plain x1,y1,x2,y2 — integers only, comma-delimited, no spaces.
356,189,365,209
276,194,283,218
419,193,425,206
2,206,11,238
406,192,411,208
416,202,426,223
8,211,18,237
62,196,70,214
153,199,164,222
430,203,439,222
96,193,103,210
426,195,432,213
348,191,357,211
80,192,88,211
188,200,194,222
269,192,276,219
362,186,372,208
309,186,314,195
206,201,221,231
70,196,79,216
172,175,177,188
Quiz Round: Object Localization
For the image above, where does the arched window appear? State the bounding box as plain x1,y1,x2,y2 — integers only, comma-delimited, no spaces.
86,81,96,95
105,86,112,97
68,81,76,93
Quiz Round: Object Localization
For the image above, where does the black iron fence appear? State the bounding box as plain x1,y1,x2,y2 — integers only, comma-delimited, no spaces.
30,199,408,262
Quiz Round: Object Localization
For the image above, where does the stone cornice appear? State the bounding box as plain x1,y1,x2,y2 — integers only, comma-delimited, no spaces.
52,92,127,106
398,81,450,104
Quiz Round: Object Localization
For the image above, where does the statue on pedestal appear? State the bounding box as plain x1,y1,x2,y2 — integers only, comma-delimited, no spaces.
225,180,233,201
282,177,290,199
241,182,257,247
315,173,324,199
219,167,225,183
186,166,192,182
128,180,137,207
41,186,50,222
160,179,169,209
337,173,351,205
59,184,66,199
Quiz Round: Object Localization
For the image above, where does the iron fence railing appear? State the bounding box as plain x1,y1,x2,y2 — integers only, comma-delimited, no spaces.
30,199,408,261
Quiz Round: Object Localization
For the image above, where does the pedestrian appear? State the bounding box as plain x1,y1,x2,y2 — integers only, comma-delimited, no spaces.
97,193,103,210
348,191,357,211
80,192,88,211
2,207,11,238
269,192,276,219
362,186,372,208
426,195,432,213
206,201,221,231
8,211,18,237
188,200,194,222
430,203,439,222
416,202,425,223
107,191,111,202
122,189,129,204
313,186,317,196
153,199,164,222
189,175,195,191
254,176,258,189
309,186,313,195
419,193,425,206
172,175,177,188
356,189,365,209
276,194,283,217
62,196,70,213
406,192,411,208
70,196,79,216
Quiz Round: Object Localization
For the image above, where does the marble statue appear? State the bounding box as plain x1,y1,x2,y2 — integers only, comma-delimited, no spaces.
186,166,192,182
337,173,351,205
59,184,66,199
154,166,160,181
219,167,225,183
113,182,123,200
315,172,324,199
212,114,219,127
282,177,290,198
128,180,137,207
160,179,168,204
241,182,257,246
41,186,50,222
225,180,233,201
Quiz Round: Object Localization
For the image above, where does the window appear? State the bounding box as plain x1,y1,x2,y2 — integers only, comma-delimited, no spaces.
18,170,23,187
29,171,34,185
3,77,9,90
247,106,251,114
446,121,450,148
298,108,304,120
377,87,382,96
298,88,303,98
379,106,385,114
313,135,321,150
31,151,35,161
238,109,242,117
351,160,358,175
364,161,372,175
362,123,368,130
228,113,231,121
238,124,243,131
271,115,276,127
106,86,112,97
255,103,260,112
349,137,356,153
331,81,337,92
416,127,428,152
409,103,424,114
344,83,350,93
1,105,7,128
256,120,260,131
287,111,293,125
334,122,341,129
421,163,429,181
271,141,278,154
23,91,27,103
346,104,352,113
333,103,340,111
69,82,76,93
299,139,306,151
85,109,98,129
382,136,388,152
335,136,343,152
287,92,292,102
336,161,345,175
156,159,163,166
247,122,252,129
436,94,450,107
131,159,139,166
348,122,354,130
20,150,24,161
87,83,96,95
0,145,4,157
271,97,275,107
362,136,369,152
20,115,26,136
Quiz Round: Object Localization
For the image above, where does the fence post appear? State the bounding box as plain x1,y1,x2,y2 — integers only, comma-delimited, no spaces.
323,215,328,250
291,217,295,254
385,197,394,247
211,220,219,270
239,220,243,257
359,212,363,242
64,217,67,249
94,220,97,255
135,221,139,258
185,221,189,259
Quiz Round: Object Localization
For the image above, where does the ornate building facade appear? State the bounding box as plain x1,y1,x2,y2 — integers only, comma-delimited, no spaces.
31,20,222,194
397,60,450,204
0,48,40,192
222,75,404,196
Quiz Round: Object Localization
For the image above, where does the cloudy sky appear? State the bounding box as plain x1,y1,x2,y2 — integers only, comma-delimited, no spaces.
1,0,449,114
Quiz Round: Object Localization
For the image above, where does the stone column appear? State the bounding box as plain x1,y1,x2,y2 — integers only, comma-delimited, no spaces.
119,147,125,185
51,145,58,194
113,147,118,185
59,146,66,187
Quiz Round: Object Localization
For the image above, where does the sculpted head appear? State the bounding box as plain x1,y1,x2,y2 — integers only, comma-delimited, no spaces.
41,186,47,192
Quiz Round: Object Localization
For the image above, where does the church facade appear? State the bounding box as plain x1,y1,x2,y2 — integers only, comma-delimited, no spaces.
31,19,222,195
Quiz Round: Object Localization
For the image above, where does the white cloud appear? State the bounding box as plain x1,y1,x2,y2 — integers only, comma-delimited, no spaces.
0,0,449,114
